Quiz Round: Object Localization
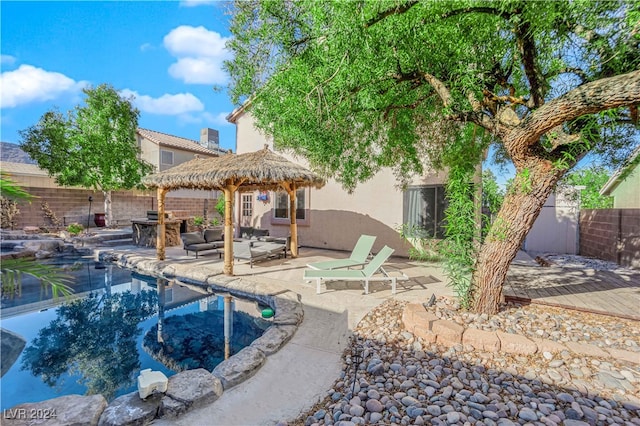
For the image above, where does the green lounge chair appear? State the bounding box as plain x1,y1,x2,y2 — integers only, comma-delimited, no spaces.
306,234,376,270
304,246,403,294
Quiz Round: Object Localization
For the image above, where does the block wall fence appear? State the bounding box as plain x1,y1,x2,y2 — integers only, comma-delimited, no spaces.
579,208,640,269
8,187,218,230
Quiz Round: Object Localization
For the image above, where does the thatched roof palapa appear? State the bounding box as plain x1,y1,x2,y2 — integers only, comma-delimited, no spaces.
142,145,325,192
142,145,325,275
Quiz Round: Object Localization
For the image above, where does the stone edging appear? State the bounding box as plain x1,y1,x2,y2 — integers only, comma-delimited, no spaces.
402,303,640,365
2,250,303,426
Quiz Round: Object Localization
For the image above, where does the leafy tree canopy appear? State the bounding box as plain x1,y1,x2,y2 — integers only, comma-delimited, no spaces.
226,0,639,313
19,84,154,225
561,165,614,209
227,0,639,188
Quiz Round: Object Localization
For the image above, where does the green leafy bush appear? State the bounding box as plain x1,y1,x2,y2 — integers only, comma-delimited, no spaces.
66,223,84,236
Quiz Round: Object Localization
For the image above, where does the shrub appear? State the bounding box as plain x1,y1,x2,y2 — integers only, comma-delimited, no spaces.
66,223,84,235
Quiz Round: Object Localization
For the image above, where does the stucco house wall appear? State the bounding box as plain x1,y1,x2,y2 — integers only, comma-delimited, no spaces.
609,167,640,208
229,110,446,256
600,146,640,209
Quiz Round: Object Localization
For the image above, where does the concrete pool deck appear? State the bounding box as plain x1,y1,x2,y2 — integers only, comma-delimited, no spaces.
96,243,452,425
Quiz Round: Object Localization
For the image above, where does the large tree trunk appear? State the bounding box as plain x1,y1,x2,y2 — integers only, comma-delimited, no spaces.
471,159,565,314
103,190,113,227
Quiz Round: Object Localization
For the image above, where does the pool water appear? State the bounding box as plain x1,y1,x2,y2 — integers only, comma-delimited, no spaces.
0,258,269,411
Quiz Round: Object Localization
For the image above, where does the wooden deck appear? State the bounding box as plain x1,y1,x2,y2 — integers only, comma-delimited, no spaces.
504,263,640,320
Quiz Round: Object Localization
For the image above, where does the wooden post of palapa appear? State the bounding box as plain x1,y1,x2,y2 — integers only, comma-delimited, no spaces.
156,187,167,260
223,185,236,275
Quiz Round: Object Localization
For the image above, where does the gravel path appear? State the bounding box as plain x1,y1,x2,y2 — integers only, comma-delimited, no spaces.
289,299,640,426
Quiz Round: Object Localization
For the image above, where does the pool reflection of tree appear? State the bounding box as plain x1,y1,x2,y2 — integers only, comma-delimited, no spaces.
21,290,158,400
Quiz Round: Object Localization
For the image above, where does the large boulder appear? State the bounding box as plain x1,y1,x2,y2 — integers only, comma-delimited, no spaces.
98,392,162,426
250,324,297,355
212,346,266,389
3,394,107,426
160,369,223,418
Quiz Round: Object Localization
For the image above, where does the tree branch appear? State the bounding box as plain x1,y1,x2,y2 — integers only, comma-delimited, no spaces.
514,19,545,107
421,72,452,107
506,70,640,153
366,1,419,28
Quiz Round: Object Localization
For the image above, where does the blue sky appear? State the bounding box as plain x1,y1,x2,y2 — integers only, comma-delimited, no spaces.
1,0,237,151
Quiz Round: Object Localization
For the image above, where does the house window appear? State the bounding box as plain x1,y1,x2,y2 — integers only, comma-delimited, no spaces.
273,188,306,220
241,194,253,222
160,150,174,165
403,185,447,238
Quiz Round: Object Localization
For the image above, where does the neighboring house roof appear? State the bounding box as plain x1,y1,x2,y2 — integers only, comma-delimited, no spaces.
600,145,640,196
226,98,253,124
0,161,49,177
136,128,220,156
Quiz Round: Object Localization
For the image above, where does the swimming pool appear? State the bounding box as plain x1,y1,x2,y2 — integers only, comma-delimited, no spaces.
0,258,269,411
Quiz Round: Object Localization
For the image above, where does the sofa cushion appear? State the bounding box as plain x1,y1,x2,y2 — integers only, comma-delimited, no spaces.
204,228,223,243
181,232,206,245
239,226,253,239
252,228,269,238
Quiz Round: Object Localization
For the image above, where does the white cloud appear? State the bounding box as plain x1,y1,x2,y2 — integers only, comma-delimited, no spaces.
168,57,229,84
1,55,16,65
163,25,231,85
0,64,87,108
179,0,216,7
120,89,204,115
179,111,231,126
139,43,154,52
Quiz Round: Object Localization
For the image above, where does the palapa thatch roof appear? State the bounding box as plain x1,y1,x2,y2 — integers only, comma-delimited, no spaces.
142,145,325,192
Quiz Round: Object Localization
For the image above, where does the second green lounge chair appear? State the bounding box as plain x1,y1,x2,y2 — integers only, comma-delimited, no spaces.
304,245,403,294
306,234,376,270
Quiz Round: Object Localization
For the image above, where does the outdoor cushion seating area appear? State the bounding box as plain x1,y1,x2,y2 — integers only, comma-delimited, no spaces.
239,226,270,240
233,239,287,268
180,228,224,258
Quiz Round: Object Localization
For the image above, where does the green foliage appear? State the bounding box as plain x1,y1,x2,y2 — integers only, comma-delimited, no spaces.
482,170,504,216
1,172,34,200
396,223,443,262
215,194,225,217
193,216,205,226
487,217,510,243
66,222,84,235
0,179,74,299
19,84,152,191
226,0,639,313
561,165,614,209
1,258,74,299
226,1,639,189
439,124,485,308
19,84,154,225
209,217,221,226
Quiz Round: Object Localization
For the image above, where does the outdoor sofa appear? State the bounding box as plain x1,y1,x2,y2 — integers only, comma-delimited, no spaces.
180,228,224,258
233,239,288,268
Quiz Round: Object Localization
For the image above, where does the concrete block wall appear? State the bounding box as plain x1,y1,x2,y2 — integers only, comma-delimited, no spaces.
579,209,640,269
8,187,217,230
